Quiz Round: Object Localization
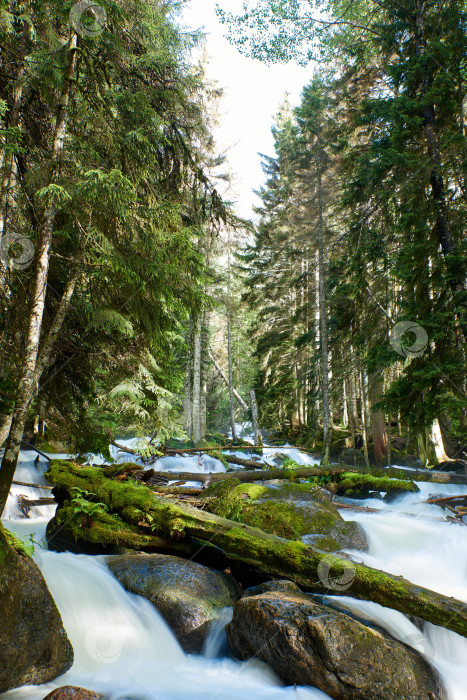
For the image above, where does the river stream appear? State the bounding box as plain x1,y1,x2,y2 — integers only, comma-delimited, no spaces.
1,443,466,699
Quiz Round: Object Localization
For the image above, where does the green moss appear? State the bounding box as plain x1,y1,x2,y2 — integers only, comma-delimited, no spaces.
47,460,155,521
205,478,344,544
53,505,161,549
35,441,59,453
335,472,419,498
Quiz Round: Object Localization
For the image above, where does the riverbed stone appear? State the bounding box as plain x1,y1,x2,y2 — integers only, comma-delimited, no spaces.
107,553,241,653
0,525,73,693
43,687,105,700
205,479,368,552
227,589,446,700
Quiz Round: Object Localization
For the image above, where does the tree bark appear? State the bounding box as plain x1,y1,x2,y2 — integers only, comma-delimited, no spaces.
192,315,202,444
413,3,467,342
227,307,237,442
0,20,29,291
0,32,78,516
360,368,370,469
369,376,387,466
317,146,331,466
250,389,262,447
208,349,249,411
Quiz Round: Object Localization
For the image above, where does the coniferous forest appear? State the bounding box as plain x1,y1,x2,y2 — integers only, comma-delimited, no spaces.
0,2,467,700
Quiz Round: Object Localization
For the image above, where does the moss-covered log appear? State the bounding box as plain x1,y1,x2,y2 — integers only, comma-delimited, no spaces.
45,460,467,638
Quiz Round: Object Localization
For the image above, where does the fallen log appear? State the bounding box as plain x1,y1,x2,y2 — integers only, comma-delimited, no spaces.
424,494,467,506
134,466,352,487
224,455,265,469
46,460,467,639
18,497,56,507
336,502,446,521
12,480,54,490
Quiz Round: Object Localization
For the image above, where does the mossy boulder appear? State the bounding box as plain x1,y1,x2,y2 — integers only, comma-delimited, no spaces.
335,472,420,499
204,479,368,553
107,553,242,653
0,525,73,692
226,589,446,700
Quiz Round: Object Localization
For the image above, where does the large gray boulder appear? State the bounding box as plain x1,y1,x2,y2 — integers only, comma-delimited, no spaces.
0,526,73,692
226,589,446,700
107,553,241,653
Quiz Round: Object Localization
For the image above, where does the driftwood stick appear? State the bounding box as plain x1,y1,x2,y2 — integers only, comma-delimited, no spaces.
18,497,56,507
12,480,54,490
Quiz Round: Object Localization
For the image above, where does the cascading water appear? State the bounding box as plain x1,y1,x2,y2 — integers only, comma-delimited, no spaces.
336,485,467,700
1,449,330,700
2,446,466,699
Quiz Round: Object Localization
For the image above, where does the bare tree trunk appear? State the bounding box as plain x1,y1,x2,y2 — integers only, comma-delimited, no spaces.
317,148,331,466
250,389,262,447
227,307,237,442
0,20,29,291
360,368,370,469
369,376,387,465
208,349,248,411
0,32,78,515
192,315,202,444
0,239,84,448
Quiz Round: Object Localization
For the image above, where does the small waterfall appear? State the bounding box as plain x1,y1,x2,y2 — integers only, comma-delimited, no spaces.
338,497,467,700
202,607,233,659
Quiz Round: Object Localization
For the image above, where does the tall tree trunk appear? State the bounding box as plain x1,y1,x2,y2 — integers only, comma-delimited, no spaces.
369,376,387,466
192,315,202,444
317,148,331,465
414,4,467,342
360,368,370,469
0,32,78,515
0,20,29,292
0,248,83,448
250,389,262,447
227,307,237,442
183,342,192,441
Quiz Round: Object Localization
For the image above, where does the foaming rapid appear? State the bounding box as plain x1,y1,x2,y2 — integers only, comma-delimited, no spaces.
0,549,331,700
2,447,467,699
1,449,330,700
338,487,467,700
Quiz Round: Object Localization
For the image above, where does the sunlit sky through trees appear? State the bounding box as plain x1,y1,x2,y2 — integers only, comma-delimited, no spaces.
181,1,312,219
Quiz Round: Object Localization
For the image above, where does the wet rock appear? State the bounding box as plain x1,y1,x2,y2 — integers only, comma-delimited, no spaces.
205,480,368,553
434,460,467,475
244,579,302,596
43,687,105,700
0,526,73,693
226,590,446,700
107,553,241,653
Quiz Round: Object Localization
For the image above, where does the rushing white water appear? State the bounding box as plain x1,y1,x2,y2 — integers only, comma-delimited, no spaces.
1,450,330,700
337,487,467,700
2,447,466,699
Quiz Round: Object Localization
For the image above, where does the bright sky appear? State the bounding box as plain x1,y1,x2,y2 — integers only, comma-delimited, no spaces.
181,1,313,219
